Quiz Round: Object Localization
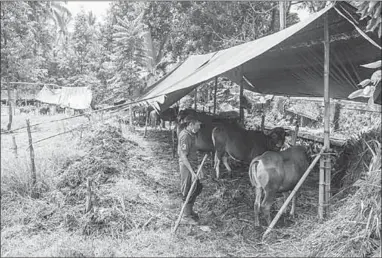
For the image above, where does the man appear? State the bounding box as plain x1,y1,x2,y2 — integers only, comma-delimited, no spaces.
178,114,203,225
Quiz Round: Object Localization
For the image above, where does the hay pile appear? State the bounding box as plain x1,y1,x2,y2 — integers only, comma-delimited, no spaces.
34,123,173,237
302,140,381,257
333,125,381,190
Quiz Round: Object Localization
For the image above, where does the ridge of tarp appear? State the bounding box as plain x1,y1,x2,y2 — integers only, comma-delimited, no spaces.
140,53,215,111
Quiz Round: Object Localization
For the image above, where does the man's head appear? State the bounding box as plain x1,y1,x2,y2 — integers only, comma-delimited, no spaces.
183,114,202,134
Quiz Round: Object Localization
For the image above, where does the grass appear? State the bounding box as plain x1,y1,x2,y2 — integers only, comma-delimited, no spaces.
1,111,381,257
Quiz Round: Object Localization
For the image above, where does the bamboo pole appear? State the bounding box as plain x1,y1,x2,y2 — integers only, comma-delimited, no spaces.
213,77,217,114
262,149,324,240
194,88,197,110
172,154,208,234
320,12,331,220
291,119,300,145
144,108,149,138
7,82,13,131
13,87,17,115
26,119,37,188
279,1,286,30
239,67,245,125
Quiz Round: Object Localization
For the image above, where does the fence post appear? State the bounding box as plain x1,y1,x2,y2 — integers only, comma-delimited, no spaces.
26,119,37,189
7,82,13,131
85,178,93,213
12,135,18,158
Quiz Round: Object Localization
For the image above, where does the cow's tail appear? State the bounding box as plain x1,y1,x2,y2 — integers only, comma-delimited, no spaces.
248,157,261,187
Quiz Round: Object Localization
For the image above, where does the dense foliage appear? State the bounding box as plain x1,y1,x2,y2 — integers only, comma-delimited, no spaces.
1,1,380,105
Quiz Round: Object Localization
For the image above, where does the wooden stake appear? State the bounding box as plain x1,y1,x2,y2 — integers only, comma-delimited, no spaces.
7,82,13,131
85,178,93,213
213,77,217,114
12,135,18,158
172,154,208,234
262,149,324,240
26,119,36,187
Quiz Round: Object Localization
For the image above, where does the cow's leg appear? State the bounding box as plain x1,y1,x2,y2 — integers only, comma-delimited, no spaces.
214,151,221,179
254,186,262,227
262,190,275,226
290,191,297,217
222,155,232,178
282,192,288,214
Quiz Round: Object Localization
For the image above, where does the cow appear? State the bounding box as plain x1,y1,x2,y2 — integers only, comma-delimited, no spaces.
174,108,240,160
39,106,50,115
148,110,161,128
218,110,240,121
212,124,286,179
149,106,179,130
248,146,309,226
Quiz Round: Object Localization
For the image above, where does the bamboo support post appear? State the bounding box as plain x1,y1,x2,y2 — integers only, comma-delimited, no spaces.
13,87,17,115
279,1,286,30
172,154,208,234
194,88,197,110
213,77,217,114
26,119,37,188
262,149,324,240
319,12,331,220
260,111,266,132
324,154,331,217
291,120,300,145
239,67,245,125
12,135,18,158
144,108,149,138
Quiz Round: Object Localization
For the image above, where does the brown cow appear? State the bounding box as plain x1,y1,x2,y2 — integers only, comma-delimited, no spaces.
212,124,286,179
248,146,309,226
149,106,179,130
174,109,240,158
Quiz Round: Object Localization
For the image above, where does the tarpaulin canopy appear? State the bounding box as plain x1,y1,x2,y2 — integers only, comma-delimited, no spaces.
35,86,61,105
142,53,215,111
36,86,92,109
138,2,381,111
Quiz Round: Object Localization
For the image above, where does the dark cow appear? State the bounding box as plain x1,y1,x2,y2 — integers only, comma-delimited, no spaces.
175,109,241,159
149,106,179,129
39,106,50,115
248,146,309,226
212,124,286,179
218,110,239,121
149,110,161,128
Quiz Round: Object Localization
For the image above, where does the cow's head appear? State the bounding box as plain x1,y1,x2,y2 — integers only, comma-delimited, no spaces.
267,127,286,151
